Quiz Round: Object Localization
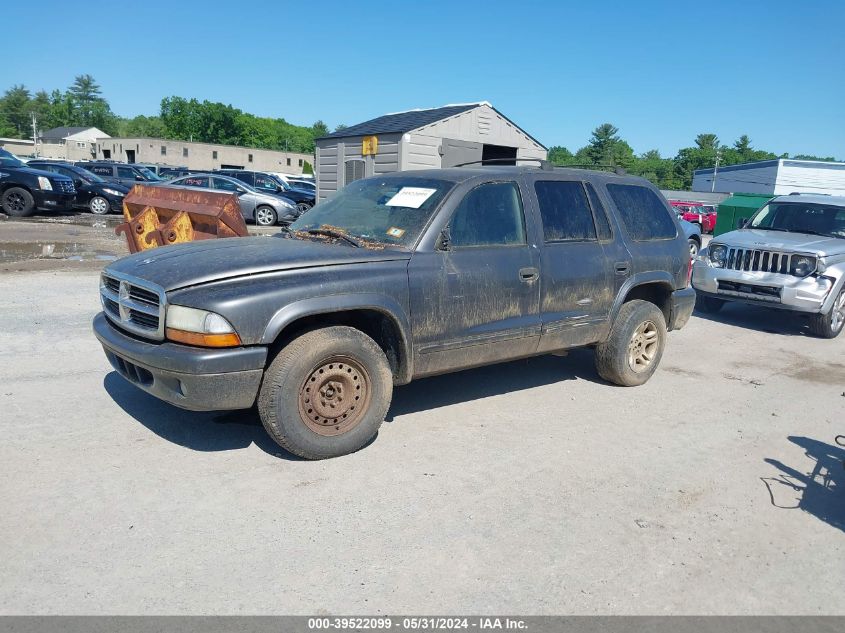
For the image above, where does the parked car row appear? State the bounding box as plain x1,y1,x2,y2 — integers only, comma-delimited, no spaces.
669,199,718,233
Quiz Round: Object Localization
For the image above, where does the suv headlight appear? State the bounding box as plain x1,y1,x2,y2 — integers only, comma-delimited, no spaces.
709,244,727,268
790,255,817,277
37,176,53,191
166,305,241,347
102,188,124,196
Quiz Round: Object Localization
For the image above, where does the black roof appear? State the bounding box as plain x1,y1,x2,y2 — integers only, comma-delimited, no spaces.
319,104,481,139
39,126,94,142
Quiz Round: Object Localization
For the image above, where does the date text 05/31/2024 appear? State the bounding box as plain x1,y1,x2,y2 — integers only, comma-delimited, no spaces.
307,617,528,630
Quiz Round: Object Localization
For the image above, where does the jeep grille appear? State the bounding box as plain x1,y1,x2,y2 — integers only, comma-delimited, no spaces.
100,272,166,340
725,248,808,276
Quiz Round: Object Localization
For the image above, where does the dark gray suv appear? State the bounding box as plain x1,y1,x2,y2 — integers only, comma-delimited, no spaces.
76,162,162,188
93,165,695,459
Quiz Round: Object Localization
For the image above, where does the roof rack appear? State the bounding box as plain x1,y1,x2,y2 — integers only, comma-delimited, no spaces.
452,158,555,170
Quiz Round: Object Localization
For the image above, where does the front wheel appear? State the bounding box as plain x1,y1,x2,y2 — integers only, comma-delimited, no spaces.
254,206,278,226
688,237,700,258
258,326,393,459
296,202,312,214
595,300,667,387
2,187,36,217
89,195,111,215
808,286,845,339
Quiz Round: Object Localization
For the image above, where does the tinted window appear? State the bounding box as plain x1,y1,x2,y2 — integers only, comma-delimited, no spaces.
585,183,612,241
450,182,526,247
179,176,209,188
226,172,251,185
117,166,136,179
212,177,240,192
254,174,278,191
606,184,677,240
534,181,596,242
88,165,112,176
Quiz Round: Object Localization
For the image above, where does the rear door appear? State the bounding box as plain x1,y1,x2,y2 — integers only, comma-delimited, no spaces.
212,177,253,219
527,177,623,351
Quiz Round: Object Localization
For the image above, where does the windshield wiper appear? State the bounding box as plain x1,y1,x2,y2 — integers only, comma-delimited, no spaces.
304,227,362,247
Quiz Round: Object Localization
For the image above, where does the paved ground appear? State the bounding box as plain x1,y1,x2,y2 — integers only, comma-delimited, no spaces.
0,214,843,615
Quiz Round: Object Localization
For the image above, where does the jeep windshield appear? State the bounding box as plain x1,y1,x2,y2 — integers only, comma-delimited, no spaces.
287,177,455,248
748,201,845,239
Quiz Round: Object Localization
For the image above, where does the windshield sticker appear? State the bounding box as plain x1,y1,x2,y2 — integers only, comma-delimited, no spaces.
386,227,406,239
385,187,437,209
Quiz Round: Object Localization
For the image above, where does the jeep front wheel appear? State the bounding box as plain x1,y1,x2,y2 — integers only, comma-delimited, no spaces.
595,300,667,387
808,286,845,339
258,326,393,459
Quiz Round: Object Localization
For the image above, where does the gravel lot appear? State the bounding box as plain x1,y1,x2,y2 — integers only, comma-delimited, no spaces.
0,215,843,615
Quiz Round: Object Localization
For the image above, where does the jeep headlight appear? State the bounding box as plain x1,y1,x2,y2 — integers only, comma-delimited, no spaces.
37,176,53,191
709,244,727,268
790,255,816,278
166,305,241,347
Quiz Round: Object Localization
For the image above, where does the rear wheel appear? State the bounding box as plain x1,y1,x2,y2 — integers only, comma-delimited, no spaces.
89,195,111,215
595,300,667,387
296,202,312,214
2,187,35,217
254,206,278,226
696,295,725,313
258,326,393,459
688,237,700,258
808,286,845,339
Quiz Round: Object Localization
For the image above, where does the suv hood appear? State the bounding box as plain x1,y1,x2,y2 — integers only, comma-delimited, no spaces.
106,236,411,291
714,228,845,256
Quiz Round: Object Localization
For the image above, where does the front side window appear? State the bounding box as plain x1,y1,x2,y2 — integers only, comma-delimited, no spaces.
606,184,677,241
254,174,277,191
117,166,136,179
534,180,596,242
449,182,526,248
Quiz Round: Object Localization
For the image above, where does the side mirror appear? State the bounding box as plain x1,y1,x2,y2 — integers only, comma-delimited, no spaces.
136,175,144,181
739,218,750,228
437,227,451,251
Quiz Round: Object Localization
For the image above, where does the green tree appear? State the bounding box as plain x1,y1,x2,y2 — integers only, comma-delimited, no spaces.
548,145,575,165
694,133,720,151
0,85,32,137
585,123,635,168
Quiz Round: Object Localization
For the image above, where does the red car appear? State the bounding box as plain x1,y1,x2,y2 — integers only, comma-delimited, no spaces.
669,200,717,233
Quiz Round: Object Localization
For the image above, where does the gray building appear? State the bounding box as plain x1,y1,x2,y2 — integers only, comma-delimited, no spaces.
314,102,547,200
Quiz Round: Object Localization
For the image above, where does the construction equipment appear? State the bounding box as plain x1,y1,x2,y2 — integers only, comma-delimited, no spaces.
116,184,249,253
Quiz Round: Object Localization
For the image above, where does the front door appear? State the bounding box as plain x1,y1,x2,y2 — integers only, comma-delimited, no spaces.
408,181,541,377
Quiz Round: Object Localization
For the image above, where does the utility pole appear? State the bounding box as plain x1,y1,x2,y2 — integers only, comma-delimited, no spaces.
31,112,39,157
711,149,721,193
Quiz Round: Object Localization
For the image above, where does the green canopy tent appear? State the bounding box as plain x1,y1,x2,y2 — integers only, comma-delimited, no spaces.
713,193,773,236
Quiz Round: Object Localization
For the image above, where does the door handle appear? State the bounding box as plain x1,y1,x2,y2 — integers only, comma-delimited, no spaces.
519,267,539,282
615,262,630,275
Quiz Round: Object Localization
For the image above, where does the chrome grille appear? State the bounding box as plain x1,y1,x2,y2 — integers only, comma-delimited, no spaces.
725,248,794,275
100,272,166,340
55,179,76,194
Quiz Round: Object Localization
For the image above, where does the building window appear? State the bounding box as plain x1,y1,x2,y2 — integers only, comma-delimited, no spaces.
286,158,291,166
76,141,86,148
298,159,303,167
183,147,189,157
161,146,166,156
113,144,116,152
136,144,139,152
213,150,218,159
248,154,253,163
344,159,365,184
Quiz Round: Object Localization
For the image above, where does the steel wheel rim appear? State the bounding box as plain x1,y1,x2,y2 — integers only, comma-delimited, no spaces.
831,289,845,331
628,320,659,373
297,202,311,213
7,192,24,211
689,240,698,257
256,208,274,225
298,356,371,437
91,198,108,214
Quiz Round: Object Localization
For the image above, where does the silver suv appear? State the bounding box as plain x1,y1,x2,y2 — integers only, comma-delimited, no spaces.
692,193,845,338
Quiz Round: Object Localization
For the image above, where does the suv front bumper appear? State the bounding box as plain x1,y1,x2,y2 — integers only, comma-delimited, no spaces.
34,190,75,212
93,312,267,411
692,259,836,313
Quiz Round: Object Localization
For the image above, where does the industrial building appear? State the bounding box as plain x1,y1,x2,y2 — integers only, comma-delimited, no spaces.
91,137,313,175
692,158,845,196
314,102,547,201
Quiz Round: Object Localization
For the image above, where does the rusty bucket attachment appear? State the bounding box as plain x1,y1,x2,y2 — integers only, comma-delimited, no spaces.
116,184,249,253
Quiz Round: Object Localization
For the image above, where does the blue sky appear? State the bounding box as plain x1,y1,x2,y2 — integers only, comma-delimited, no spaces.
3,0,843,158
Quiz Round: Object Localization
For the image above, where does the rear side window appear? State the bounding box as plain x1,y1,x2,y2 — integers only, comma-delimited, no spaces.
88,165,112,176
534,180,596,242
606,184,677,240
181,176,209,188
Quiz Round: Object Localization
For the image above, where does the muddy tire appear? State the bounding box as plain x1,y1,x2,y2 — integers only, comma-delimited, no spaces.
89,195,111,215
2,187,35,217
257,326,393,459
595,300,667,387
807,286,845,339
696,295,725,313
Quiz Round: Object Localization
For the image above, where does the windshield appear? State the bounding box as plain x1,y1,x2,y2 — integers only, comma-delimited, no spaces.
136,166,161,180
0,148,25,168
288,177,455,248
748,201,845,238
